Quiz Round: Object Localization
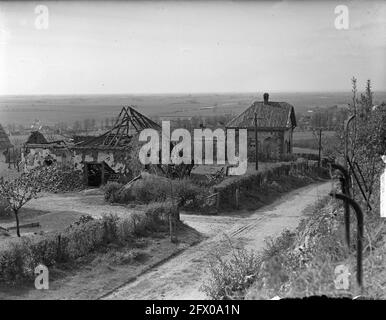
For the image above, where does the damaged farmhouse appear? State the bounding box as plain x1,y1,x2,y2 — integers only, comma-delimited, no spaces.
20,106,161,186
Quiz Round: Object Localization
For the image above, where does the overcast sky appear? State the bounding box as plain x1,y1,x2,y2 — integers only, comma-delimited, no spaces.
0,0,385,95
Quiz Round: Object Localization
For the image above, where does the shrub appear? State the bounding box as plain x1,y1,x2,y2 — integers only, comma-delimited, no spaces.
262,229,296,261
129,212,150,236
202,244,261,300
0,206,173,284
103,173,208,209
130,175,170,203
172,179,203,208
0,239,32,283
144,201,177,225
101,214,119,243
115,187,136,204
62,219,106,260
116,217,135,243
24,235,59,267
103,182,124,203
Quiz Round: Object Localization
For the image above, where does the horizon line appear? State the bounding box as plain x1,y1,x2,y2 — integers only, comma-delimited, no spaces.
2,90,386,97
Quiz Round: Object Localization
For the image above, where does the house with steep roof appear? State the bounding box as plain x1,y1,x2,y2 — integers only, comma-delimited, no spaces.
226,93,296,159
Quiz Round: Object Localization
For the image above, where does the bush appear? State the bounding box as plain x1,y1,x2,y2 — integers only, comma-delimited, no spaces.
172,179,203,208
202,244,261,300
0,236,59,284
130,175,170,204
0,201,176,284
144,201,177,224
61,219,106,260
103,174,208,209
0,241,29,284
116,217,136,242
103,182,125,203
247,150,298,163
101,214,119,244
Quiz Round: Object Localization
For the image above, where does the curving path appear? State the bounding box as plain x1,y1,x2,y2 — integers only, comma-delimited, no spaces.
104,181,332,300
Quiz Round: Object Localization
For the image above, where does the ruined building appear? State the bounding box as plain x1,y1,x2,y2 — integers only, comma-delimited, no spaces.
21,106,161,186
71,106,161,185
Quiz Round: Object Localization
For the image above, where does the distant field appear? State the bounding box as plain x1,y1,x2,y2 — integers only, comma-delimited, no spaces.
293,130,336,140
293,130,337,150
2,92,385,127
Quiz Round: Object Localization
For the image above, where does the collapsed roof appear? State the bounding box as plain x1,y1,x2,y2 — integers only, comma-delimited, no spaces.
74,106,161,148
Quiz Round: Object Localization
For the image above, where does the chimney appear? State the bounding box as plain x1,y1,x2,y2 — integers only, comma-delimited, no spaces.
263,92,269,104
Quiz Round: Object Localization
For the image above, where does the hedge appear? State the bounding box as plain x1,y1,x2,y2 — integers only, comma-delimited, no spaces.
0,202,177,285
213,161,329,209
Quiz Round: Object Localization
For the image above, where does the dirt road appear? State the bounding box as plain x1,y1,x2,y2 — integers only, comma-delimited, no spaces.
104,181,331,300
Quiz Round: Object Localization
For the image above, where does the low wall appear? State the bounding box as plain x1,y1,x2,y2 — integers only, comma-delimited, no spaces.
21,146,72,171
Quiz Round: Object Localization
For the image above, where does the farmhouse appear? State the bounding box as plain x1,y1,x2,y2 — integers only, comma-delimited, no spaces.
21,130,73,170
226,93,296,160
19,107,163,185
71,106,161,186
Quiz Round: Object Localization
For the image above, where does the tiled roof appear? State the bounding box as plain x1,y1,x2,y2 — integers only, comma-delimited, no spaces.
226,101,296,129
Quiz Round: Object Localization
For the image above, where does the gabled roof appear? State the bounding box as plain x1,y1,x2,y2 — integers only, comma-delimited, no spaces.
26,131,48,144
226,101,297,130
0,124,12,149
75,106,161,148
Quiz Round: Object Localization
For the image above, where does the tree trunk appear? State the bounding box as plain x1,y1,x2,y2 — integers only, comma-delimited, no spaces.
14,209,20,237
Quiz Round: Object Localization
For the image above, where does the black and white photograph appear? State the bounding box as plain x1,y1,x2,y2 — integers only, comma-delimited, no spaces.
0,0,385,309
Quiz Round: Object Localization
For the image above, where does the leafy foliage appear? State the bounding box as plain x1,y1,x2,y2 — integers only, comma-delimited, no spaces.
0,171,42,236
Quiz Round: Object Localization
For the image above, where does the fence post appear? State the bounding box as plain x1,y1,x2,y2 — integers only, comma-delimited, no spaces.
169,212,175,243
235,186,240,210
330,192,364,290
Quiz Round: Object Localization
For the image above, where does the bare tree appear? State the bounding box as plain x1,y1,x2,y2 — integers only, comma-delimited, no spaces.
348,80,385,204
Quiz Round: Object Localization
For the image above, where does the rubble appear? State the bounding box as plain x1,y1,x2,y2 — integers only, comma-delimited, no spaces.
33,164,85,193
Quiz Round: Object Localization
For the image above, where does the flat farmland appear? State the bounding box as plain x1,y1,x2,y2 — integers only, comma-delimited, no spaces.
293,130,336,140
3,91,384,127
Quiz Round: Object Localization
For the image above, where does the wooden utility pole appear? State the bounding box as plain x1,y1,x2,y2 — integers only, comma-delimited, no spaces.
254,112,258,171
169,179,177,243
318,128,322,167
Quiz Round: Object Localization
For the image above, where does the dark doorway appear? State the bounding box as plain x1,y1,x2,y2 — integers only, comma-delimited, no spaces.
84,161,116,187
